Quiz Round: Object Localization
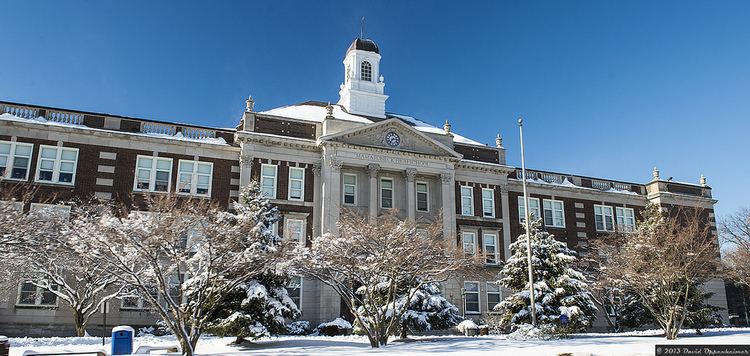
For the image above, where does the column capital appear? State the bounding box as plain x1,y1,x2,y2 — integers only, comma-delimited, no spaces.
440,172,453,184
367,163,381,178
499,185,508,194
240,155,254,168
312,163,322,177
329,159,343,172
404,168,417,182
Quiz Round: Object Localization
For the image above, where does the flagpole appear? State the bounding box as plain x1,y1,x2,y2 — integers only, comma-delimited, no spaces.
518,117,537,327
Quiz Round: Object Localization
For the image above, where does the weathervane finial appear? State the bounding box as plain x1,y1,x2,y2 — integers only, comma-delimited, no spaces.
360,17,365,39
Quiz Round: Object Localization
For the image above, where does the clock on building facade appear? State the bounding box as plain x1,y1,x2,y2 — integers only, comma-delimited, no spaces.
385,131,400,147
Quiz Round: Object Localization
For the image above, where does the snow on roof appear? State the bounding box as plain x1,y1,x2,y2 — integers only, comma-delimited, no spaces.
0,113,228,146
387,113,485,146
260,104,371,124
259,103,487,147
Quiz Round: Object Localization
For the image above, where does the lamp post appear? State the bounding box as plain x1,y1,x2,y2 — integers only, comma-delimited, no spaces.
518,117,537,327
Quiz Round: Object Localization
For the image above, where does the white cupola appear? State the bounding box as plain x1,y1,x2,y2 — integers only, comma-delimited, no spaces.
337,38,388,118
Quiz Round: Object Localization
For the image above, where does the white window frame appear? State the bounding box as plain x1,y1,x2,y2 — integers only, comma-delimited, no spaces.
416,181,429,212
462,231,477,256
518,196,541,224
260,164,278,199
482,188,495,218
460,186,474,216
594,204,615,232
286,276,303,309
543,199,565,228
463,281,481,315
284,217,306,245
483,232,498,265
288,167,305,201
361,61,372,82
616,207,636,232
34,145,79,185
486,282,502,313
16,281,58,307
380,177,394,209
120,291,152,311
0,140,33,181
133,155,173,193
342,173,357,206
176,160,213,197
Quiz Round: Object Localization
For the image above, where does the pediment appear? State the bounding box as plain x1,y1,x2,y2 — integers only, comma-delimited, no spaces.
319,119,462,158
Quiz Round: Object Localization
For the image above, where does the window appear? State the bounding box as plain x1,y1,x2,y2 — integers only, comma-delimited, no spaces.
616,207,636,232
121,286,158,310
177,160,213,196
463,281,480,314
0,141,33,181
380,178,393,208
17,281,57,307
166,274,183,306
594,205,615,232
286,276,302,308
483,233,498,264
134,156,173,192
518,196,540,223
543,199,565,228
487,282,502,313
482,188,495,218
462,231,477,256
361,61,372,82
285,218,305,244
460,186,474,216
35,145,79,185
416,181,429,212
343,174,357,205
260,164,277,199
287,167,305,201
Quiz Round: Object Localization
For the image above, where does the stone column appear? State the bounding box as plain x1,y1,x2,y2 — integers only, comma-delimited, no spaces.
367,163,380,223
405,168,417,221
440,172,457,246
239,154,253,188
312,163,322,239
500,185,512,261
321,156,343,235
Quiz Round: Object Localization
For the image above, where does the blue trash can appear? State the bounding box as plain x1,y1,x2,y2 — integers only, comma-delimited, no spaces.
111,325,134,355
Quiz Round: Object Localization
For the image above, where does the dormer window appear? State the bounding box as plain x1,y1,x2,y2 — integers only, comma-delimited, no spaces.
361,61,372,82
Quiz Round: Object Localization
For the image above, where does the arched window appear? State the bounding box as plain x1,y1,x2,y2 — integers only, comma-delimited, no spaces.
360,61,372,82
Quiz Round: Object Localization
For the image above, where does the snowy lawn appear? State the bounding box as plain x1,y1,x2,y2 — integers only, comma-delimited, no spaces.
9,327,750,355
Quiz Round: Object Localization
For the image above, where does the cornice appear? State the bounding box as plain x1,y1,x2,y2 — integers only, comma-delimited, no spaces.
235,131,319,152
455,160,515,175
320,140,460,163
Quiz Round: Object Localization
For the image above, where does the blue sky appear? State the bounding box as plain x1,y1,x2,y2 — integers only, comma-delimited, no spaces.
1,0,747,218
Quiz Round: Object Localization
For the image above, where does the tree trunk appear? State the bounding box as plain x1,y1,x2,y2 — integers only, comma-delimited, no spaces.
72,309,87,337
367,333,380,348
400,320,408,339
177,335,194,356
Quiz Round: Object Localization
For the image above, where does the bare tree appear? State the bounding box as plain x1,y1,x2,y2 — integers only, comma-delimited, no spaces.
722,208,750,288
599,204,719,339
71,183,287,356
294,210,482,348
10,201,124,337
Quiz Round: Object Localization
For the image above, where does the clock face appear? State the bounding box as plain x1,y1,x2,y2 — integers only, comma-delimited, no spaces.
385,131,401,147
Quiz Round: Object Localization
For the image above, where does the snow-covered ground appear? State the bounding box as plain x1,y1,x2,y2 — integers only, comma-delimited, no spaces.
9,328,750,355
